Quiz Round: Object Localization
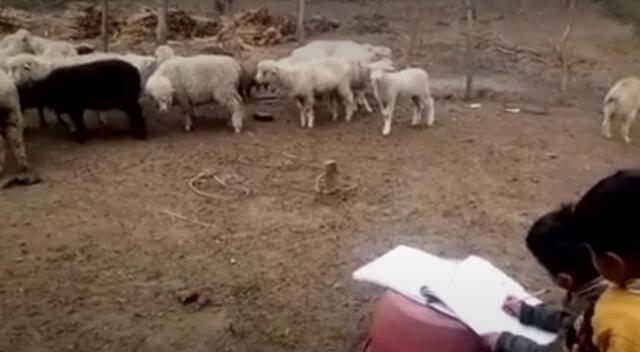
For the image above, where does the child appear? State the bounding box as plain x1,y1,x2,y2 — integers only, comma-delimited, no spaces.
568,170,640,352
485,205,607,352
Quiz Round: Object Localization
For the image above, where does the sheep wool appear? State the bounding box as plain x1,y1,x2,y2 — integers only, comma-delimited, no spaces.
146,54,245,133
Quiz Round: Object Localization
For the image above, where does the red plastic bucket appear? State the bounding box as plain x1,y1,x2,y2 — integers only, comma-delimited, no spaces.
362,290,490,352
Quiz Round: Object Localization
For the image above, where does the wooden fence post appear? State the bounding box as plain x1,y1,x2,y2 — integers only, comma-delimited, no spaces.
406,0,422,66
157,0,169,44
101,0,109,52
463,0,475,101
297,0,306,43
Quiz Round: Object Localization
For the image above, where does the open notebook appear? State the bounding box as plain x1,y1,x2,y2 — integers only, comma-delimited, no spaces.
353,245,556,344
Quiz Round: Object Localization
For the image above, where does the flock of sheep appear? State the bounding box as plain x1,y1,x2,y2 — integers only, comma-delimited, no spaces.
1,25,640,180
0,28,436,178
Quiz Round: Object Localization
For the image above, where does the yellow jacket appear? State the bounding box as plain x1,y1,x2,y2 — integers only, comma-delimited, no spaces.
592,287,640,352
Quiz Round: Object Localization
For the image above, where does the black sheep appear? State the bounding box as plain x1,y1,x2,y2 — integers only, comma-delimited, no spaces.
16,85,68,129
17,59,146,142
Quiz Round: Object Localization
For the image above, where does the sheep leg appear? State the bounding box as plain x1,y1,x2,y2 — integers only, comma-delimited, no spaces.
373,84,384,113
69,110,88,143
602,101,615,139
358,91,373,113
37,107,48,128
338,85,356,123
125,104,147,140
5,110,29,172
411,96,422,126
425,95,435,127
296,97,306,128
220,93,245,133
57,113,76,133
175,92,196,132
382,95,397,136
328,93,340,121
97,112,109,126
305,96,316,129
621,109,639,145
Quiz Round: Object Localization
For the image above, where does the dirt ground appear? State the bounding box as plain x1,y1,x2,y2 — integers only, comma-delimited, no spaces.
2,0,640,351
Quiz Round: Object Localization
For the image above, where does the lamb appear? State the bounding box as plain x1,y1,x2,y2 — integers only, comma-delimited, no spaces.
602,77,640,144
255,58,357,128
370,67,435,136
17,59,146,142
145,55,245,133
0,68,29,177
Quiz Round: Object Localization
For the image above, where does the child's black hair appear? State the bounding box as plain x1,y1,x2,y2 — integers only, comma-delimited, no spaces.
526,205,599,283
573,169,640,258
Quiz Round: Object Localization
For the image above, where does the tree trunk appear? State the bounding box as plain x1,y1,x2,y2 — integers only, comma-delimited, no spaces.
297,0,306,43
463,0,475,101
406,0,422,67
157,0,169,45
100,0,109,52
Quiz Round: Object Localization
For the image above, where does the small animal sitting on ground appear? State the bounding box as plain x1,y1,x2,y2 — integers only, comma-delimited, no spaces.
602,76,640,144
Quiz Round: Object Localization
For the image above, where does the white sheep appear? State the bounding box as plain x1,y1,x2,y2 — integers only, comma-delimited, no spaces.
1,29,78,58
41,44,79,58
154,45,175,66
0,29,31,57
288,40,392,65
371,67,435,136
0,29,30,49
285,40,393,113
0,68,29,176
602,76,640,144
27,36,78,57
145,55,245,133
255,58,357,129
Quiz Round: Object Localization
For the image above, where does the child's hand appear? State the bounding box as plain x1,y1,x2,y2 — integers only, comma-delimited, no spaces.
502,295,524,317
481,332,502,351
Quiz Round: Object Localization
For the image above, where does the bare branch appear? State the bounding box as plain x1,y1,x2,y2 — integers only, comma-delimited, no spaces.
555,0,577,103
